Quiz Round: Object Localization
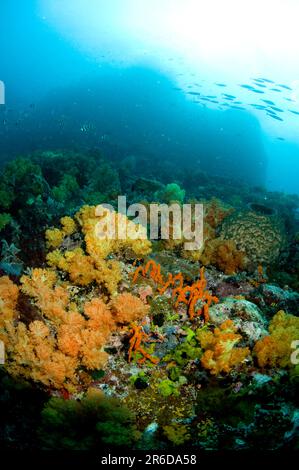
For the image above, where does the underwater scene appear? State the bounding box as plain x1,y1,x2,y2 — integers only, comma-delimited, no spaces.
0,0,299,460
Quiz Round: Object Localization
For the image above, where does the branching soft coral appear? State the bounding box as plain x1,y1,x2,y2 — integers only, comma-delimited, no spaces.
253,310,299,369
197,320,250,375
21,269,69,325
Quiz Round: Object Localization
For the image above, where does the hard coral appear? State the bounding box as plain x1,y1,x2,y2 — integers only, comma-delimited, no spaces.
220,210,286,267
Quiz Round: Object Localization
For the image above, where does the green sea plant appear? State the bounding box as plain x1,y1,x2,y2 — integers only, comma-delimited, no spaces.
154,183,185,204
39,389,140,449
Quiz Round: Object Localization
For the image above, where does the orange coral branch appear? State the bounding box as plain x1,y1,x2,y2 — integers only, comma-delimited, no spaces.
133,261,218,323
128,324,159,364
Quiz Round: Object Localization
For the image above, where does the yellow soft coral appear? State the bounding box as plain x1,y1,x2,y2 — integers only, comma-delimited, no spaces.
253,310,299,369
47,247,122,294
60,216,76,236
45,216,77,248
197,320,250,375
45,227,64,249
47,205,151,294
76,204,152,259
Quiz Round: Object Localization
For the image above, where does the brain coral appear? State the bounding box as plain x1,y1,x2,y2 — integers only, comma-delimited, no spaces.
220,210,286,267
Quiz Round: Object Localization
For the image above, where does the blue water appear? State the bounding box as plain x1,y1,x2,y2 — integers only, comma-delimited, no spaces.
1,0,298,194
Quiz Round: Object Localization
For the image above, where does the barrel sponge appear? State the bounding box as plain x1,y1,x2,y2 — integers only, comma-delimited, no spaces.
219,210,286,266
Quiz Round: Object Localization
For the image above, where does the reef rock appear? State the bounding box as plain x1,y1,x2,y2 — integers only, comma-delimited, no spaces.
255,284,299,315
208,298,267,345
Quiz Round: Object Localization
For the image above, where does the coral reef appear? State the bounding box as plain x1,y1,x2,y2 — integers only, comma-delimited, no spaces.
0,150,298,451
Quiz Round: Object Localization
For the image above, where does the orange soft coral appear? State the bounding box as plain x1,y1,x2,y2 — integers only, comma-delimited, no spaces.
204,198,234,230
0,276,19,325
2,267,154,390
21,271,69,325
110,293,150,324
84,298,115,336
21,268,57,295
200,238,246,274
197,319,250,375
253,310,299,369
